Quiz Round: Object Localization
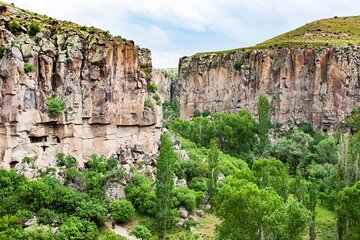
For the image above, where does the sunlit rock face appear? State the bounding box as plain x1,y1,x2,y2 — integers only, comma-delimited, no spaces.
0,3,161,169
178,47,360,133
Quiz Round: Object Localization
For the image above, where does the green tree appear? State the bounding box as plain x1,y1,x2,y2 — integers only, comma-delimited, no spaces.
125,173,156,216
272,130,313,174
57,216,99,240
131,225,152,240
207,139,219,208
314,136,338,164
155,133,178,238
111,200,135,224
337,180,360,239
216,177,308,240
252,158,288,200
258,96,270,152
172,187,197,212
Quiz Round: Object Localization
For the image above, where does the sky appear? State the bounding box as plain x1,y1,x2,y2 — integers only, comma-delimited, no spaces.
5,0,360,68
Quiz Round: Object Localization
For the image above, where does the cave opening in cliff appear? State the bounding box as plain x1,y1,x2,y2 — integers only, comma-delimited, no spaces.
29,136,47,143
54,136,61,143
9,161,19,169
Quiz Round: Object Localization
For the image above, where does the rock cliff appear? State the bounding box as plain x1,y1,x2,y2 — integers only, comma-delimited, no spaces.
178,17,360,133
0,3,161,169
152,68,178,102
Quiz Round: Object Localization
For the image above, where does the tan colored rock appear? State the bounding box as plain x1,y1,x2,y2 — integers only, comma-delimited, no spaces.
178,47,360,133
0,3,161,169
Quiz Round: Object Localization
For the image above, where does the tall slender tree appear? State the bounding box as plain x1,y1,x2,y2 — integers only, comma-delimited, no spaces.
207,139,219,209
258,96,270,153
155,133,178,238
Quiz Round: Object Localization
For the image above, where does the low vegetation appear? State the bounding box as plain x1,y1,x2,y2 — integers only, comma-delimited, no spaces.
24,62,35,73
28,21,41,36
192,16,360,58
46,96,65,117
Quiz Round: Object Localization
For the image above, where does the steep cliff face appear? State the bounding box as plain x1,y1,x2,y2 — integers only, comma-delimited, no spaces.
178,46,360,132
152,68,178,101
0,3,161,169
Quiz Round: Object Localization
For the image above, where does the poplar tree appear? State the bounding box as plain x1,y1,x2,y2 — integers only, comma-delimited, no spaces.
207,139,219,209
258,96,270,152
155,133,178,238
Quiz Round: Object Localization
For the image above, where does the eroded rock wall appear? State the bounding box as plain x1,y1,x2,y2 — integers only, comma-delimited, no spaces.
0,4,161,169
178,47,360,132
152,68,178,101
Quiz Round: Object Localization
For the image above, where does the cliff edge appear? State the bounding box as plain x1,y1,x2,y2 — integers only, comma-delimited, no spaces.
178,16,360,133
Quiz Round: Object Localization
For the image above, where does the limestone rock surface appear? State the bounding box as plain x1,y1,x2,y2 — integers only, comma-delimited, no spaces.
178,47,360,133
0,3,161,169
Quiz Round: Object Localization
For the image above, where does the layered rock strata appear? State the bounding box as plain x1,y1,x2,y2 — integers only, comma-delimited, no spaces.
178,47,360,132
0,3,161,169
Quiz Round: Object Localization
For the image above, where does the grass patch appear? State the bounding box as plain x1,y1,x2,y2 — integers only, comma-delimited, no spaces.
314,205,337,240
192,214,221,239
191,16,360,58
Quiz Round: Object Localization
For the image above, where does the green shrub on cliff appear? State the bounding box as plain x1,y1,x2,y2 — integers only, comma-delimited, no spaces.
46,95,65,117
28,21,41,37
234,60,243,71
9,19,22,35
149,82,158,92
24,62,35,73
144,97,155,111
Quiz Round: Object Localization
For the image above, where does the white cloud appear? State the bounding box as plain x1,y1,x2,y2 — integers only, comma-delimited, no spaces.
6,0,360,67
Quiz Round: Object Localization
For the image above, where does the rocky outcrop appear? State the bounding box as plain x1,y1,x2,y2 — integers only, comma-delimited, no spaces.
152,68,178,101
178,46,360,132
0,3,161,169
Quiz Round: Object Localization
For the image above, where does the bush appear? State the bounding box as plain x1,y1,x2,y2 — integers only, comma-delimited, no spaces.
125,174,156,216
57,216,99,240
85,154,107,173
99,230,127,240
111,200,135,224
234,60,243,71
131,225,151,240
37,208,57,225
148,82,157,92
173,187,197,212
153,94,161,106
189,177,208,192
56,153,77,168
24,62,35,73
46,96,65,117
21,156,37,167
144,97,155,111
106,156,119,170
9,19,22,35
28,21,41,37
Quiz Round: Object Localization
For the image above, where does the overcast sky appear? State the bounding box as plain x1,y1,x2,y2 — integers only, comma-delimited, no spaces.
5,0,360,68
